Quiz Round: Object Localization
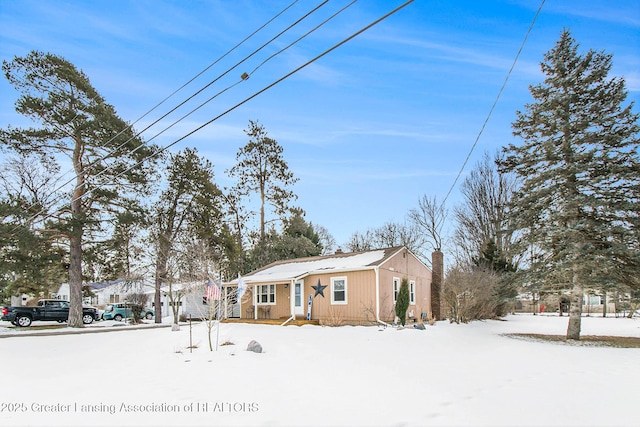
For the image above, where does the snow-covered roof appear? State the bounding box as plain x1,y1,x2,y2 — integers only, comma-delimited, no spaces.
231,247,404,284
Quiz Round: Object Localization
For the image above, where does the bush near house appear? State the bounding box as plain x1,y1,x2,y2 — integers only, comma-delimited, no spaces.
395,278,410,326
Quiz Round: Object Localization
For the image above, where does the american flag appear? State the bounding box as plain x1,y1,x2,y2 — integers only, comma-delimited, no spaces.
206,278,220,301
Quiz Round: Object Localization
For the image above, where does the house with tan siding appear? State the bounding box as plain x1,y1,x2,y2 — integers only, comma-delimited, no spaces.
225,246,432,325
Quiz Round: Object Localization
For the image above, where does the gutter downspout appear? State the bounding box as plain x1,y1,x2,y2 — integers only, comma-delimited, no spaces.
280,316,295,326
375,266,390,327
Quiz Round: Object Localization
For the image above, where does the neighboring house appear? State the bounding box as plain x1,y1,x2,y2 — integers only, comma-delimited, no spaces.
57,279,227,320
153,281,227,320
57,280,153,307
515,291,620,315
225,246,432,325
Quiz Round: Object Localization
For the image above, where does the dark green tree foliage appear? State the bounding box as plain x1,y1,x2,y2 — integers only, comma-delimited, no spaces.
1,51,157,326
473,238,515,273
273,210,322,258
0,155,67,301
500,31,640,339
227,120,298,243
395,278,410,326
245,210,322,272
0,200,66,301
152,148,225,322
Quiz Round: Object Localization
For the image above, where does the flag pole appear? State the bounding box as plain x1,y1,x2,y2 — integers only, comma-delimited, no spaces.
215,273,221,351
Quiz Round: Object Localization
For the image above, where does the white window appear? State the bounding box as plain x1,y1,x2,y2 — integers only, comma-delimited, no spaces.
256,284,276,305
393,277,400,303
410,280,416,305
331,277,347,305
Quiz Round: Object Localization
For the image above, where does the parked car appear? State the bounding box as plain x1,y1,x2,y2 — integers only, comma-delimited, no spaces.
1,299,99,327
102,303,154,321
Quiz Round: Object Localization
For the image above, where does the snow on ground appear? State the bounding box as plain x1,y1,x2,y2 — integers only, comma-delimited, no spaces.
0,314,638,427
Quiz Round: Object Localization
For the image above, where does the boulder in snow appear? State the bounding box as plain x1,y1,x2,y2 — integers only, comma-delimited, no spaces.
247,340,263,353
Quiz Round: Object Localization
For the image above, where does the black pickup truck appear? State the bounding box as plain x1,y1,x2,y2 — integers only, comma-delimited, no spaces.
1,299,99,327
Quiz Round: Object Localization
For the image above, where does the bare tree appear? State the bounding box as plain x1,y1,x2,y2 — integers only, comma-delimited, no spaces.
315,224,337,255
443,266,501,323
344,221,428,259
408,195,447,251
453,152,518,268
345,229,375,252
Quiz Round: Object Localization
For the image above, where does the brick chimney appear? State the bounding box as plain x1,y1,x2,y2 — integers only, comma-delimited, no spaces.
431,250,443,320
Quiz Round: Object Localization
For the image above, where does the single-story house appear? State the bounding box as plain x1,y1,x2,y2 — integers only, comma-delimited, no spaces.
225,246,433,325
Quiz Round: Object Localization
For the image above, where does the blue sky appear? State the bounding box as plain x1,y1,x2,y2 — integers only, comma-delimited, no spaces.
1,0,639,249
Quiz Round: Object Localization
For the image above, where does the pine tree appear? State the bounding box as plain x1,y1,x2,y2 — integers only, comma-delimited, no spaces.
395,278,410,326
1,51,158,327
151,147,225,324
227,120,298,243
500,31,640,340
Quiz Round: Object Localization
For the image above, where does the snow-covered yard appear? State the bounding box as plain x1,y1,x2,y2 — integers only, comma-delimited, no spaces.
0,314,638,427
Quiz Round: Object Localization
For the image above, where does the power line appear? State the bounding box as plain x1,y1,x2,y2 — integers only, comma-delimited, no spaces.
81,0,330,184
65,0,355,208
439,0,546,210
67,0,302,189
69,0,416,209
12,0,320,229
247,0,358,78
103,0,359,159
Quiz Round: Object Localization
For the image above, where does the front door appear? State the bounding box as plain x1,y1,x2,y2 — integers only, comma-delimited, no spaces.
294,281,304,317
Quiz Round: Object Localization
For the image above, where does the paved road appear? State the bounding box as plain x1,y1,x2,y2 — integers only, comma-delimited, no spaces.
0,321,176,338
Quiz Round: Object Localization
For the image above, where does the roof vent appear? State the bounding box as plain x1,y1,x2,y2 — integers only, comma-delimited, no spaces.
335,248,343,254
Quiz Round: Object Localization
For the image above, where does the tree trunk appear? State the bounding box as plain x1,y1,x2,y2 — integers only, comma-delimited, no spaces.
68,233,84,328
602,291,607,318
259,181,265,242
154,271,164,324
154,255,166,324
566,272,583,340
68,152,85,328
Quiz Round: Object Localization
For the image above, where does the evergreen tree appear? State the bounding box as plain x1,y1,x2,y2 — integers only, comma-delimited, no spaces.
151,147,225,324
1,51,157,326
227,120,298,244
0,198,66,300
395,278,410,326
0,154,67,300
245,210,322,271
500,31,640,340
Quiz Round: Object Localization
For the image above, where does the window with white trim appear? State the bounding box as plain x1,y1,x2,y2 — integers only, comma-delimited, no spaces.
410,280,416,305
393,277,400,303
331,277,347,305
256,284,276,305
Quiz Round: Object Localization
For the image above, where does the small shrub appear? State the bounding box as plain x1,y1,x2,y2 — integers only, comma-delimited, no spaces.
325,306,345,327
395,278,410,326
